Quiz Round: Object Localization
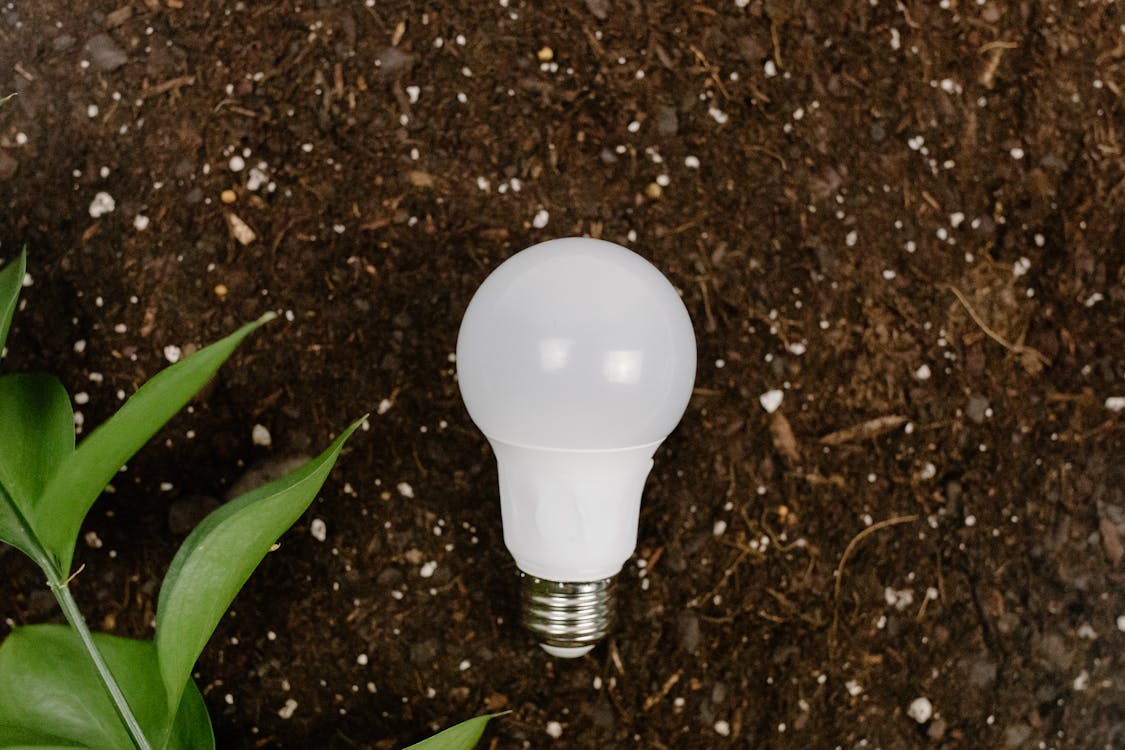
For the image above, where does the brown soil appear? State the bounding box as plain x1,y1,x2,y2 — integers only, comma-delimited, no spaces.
2,1,1123,748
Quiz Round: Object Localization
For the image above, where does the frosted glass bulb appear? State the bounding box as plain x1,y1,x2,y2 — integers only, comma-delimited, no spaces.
456,237,696,657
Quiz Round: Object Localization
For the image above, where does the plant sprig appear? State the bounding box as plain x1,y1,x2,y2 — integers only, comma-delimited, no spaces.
0,250,502,749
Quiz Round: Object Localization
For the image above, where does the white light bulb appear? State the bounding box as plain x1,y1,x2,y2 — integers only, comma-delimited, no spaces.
456,237,696,657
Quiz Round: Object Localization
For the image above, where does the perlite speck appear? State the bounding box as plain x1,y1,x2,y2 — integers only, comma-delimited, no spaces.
252,424,272,447
88,191,116,218
908,697,934,723
759,389,784,414
278,699,298,719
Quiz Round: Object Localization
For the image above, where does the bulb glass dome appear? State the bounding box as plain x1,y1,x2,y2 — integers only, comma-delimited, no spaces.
456,237,696,451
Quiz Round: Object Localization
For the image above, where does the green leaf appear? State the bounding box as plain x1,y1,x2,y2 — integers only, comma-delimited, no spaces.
0,625,213,750
0,247,26,355
0,474,41,566
0,374,72,569
0,374,74,510
401,713,507,750
155,417,365,714
167,672,214,750
35,313,276,574
0,724,86,749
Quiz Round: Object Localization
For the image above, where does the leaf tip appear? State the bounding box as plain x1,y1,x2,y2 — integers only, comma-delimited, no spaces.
257,310,279,326
340,414,369,441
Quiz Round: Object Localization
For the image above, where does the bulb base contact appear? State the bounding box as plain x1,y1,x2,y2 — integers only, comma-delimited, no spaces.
518,572,616,657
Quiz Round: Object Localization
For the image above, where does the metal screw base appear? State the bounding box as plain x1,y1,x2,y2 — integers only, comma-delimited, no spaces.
518,572,616,654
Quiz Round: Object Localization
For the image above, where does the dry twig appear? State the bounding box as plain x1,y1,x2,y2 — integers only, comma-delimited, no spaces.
770,411,801,464
949,286,1049,369
687,549,749,608
643,671,682,711
820,415,908,446
830,515,918,645
143,75,195,99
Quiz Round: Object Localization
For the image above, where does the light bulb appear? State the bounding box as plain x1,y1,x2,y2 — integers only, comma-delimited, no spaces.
456,237,696,657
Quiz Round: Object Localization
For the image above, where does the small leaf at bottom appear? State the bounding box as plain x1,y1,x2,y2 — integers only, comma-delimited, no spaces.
401,713,507,750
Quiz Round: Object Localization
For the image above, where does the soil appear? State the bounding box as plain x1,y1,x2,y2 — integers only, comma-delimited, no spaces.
2,1,1124,748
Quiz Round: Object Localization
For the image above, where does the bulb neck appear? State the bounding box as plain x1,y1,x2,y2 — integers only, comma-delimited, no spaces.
490,439,659,581
518,571,616,656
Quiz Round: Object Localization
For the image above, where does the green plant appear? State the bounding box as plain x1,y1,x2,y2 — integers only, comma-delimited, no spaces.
0,250,501,749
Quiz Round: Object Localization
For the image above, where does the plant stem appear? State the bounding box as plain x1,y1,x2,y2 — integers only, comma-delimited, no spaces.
52,579,154,750
3,485,151,749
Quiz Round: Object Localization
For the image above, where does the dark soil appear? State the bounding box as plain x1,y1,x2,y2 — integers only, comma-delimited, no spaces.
2,1,1124,748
